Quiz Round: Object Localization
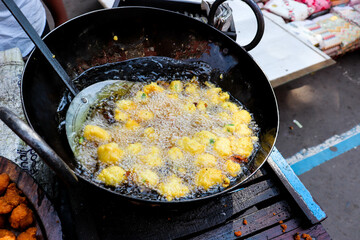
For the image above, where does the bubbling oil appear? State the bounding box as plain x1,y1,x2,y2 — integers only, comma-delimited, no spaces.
75,78,259,201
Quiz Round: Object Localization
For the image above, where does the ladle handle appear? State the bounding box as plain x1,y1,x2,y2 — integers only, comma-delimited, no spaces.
0,107,78,186
1,0,78,96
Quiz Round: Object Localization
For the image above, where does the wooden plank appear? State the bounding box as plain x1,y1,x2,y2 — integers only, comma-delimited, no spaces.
189,200,292,240
84,179,280,240
230,179,280,213
268,149,326,224
247,218,331,240
271,222,332,240
249,218,304,240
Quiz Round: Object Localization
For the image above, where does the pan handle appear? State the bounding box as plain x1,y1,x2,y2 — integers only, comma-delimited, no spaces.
208,0,265,51
0,107,78,186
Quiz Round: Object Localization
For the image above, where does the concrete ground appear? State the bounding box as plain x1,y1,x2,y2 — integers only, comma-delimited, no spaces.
49,2,359,239
275,51,360,240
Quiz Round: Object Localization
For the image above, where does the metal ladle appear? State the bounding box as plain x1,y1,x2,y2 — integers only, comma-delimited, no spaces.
0,0,127,183
0,0,200,185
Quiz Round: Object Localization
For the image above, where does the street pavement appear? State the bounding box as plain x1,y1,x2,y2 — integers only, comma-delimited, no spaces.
275,51,360,240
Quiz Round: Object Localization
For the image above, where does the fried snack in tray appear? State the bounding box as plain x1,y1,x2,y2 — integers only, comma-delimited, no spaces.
17,227,37,240
0,173,37,239
9,204,34,229
0,174,10,195
0,198,13,215
0,182,26,215
0,229,16,240
3,184,26,208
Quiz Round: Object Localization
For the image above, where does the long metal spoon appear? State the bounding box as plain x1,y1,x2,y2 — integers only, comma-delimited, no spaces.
1,0,127,177
1,0,127,148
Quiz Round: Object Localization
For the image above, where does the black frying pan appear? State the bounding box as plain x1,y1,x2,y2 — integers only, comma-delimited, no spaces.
3,6,278,205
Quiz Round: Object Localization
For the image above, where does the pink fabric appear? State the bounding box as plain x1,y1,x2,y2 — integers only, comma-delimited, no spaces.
264,0,314,21
296,0,331,13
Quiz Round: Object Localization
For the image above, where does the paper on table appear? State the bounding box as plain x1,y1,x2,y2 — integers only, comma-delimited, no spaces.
0,47,56,198
228,0,334,86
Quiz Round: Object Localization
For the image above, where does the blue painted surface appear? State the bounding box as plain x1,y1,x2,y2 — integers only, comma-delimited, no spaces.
271,148,327,222
291,131,360,175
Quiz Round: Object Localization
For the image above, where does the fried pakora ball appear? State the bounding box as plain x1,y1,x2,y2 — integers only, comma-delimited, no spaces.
0,183,26,214
177,137,205,155
116,99,137,110
97,166,127,186
222,102,239,113
143,82,164,94
3,183,26,208
235,124,253,136
9,203,34,229
125,119,140,130
213,137,232,157
83,125,110,142
114,109,129,122
0,173,10,195
233,110,251,125
169,80,183,93
135,169,159,187
17,227,37,240
183,103,196,113
97,142,124,164
0,229,15,240
224,160,242,177
157,175,189,201
0,197,13,214
195,168,223,190
140,147,162,167
230,137,254,158
193,131,217,146
195,154,217,168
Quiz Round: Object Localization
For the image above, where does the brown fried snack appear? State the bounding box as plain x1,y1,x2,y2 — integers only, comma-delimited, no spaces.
0,229,15,240
9,204,34,229
3,184,26,207
17,227,37,240
0,174,10,195
0,197,14,214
